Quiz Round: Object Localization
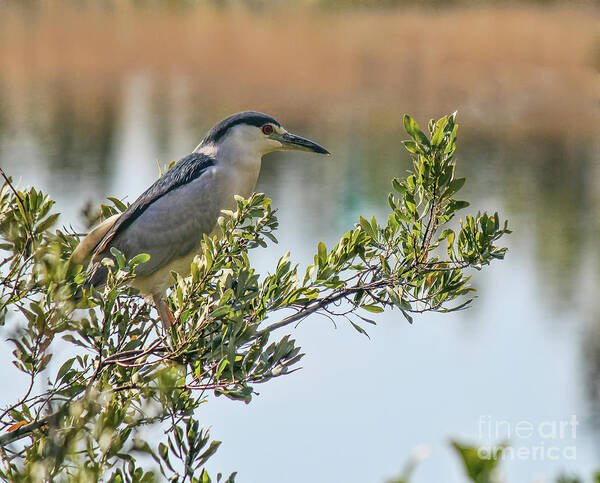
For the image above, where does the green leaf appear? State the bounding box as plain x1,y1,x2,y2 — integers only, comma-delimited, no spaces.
55,357,75,383
403,114,430,148
110,247,127,269
107,196,128,212
451,440,506,483
391,178,406,195
159,443,175,472
362,304,383,313
402,140,419,154
350,321,370,338
401,310,413,324
357,315,376,325
443,178,466,198
431,116,449,147
35,213,60,234
359,216,374,238
197,440,222,467
370,216,378,236
448,200,470,213
317,241,327,268
200,469,212,483
130,253,151,267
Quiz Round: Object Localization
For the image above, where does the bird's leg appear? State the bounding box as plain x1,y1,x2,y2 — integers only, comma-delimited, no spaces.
152,294,174,333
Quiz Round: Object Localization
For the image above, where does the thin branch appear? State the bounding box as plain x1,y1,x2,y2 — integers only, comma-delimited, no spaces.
255,279,390,337
0,445,11,473
0,407,66,446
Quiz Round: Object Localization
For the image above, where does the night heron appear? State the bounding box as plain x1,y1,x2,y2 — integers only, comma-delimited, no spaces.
71,111,329,330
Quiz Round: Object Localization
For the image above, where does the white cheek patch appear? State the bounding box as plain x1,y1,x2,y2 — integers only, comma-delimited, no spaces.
194,142,218,157
268,138,284,153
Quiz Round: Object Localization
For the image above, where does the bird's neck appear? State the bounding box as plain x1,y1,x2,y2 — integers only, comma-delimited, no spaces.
196,141,263,168
196,142,263,200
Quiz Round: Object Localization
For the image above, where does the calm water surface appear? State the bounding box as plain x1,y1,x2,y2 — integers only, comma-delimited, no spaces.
1,66,599,481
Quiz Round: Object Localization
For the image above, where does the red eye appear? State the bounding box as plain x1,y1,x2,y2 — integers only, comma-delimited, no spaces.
262,124,273,135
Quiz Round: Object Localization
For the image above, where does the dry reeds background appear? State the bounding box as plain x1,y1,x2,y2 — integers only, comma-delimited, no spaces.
0,4,597,137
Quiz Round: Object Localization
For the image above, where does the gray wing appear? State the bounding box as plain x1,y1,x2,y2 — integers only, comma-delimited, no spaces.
86,153,221,288
108,169,223,277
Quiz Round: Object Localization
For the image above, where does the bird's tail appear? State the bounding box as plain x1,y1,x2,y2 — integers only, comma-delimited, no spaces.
71,260,108,302
69,213,120,302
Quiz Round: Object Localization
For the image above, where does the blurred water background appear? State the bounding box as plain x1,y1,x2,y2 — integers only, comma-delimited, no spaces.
0,1,599,481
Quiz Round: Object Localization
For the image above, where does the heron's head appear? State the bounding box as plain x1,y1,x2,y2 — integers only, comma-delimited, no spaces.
196,111,329,159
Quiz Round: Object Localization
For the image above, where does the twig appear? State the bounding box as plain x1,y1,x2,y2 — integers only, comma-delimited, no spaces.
255,279,390,337
0,444,11,473
0,407,66,446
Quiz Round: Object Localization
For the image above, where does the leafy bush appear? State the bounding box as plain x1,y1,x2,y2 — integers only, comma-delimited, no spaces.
0,113,510,480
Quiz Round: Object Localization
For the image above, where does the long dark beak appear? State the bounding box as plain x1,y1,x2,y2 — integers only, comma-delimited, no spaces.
280,132,330,155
